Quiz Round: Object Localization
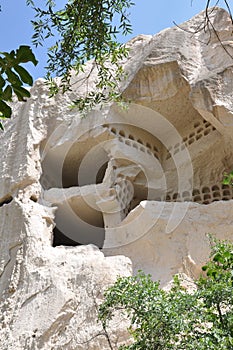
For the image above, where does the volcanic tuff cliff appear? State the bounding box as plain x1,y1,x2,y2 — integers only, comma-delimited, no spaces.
1,7,233,349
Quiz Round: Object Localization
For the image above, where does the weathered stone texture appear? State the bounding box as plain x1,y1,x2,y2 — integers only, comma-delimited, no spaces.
1,7,233,349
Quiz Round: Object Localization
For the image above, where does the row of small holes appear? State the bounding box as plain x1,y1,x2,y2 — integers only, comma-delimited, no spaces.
166,120,216,160
118,137,159,159
166,184,233,205
103,124,160,160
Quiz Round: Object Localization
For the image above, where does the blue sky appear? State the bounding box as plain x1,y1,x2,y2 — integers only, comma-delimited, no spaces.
0,1,225,79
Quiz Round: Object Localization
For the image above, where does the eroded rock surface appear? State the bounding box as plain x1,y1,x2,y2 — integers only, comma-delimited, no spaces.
1,7,233,349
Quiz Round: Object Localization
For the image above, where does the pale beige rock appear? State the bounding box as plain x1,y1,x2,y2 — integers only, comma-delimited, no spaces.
1,7,233,349
0,199,132,350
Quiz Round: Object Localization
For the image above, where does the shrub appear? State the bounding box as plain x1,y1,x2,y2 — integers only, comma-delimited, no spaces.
99,238,233,349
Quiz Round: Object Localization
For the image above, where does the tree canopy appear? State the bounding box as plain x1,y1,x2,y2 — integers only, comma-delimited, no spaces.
0,46,38,130
0,0,134,129
99,238,233,349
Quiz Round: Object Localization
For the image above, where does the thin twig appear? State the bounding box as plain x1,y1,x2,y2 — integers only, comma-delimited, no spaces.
174,2,233,60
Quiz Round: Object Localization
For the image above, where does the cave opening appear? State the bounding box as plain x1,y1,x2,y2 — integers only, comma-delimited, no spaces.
52,227,81,247
0,195,13,207
52,199,105,249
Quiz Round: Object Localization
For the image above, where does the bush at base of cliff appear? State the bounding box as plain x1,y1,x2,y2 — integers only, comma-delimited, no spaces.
99,237,233,349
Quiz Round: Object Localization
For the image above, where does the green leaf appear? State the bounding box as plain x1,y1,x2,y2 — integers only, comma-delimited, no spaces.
223,177,230,185
2,85,12,100
6,69,21,86
12,85,31,101
213,253,223,262
14,65,33,86
0,100,12,118
16,46,38,66
1,50,15,63
0,75,5,90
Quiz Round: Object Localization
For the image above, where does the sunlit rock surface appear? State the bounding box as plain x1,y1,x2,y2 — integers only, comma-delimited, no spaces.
1,7,233,349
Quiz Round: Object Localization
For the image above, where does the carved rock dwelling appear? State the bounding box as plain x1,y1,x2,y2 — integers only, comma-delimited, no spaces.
1,7,233,350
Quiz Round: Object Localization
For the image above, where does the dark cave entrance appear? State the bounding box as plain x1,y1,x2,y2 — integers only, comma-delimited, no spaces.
52,200,105,249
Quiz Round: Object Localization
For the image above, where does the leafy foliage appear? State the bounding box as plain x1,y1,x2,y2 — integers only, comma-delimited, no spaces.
99,238,233,349
0,0,134,130
0,45,38,130
27,0,134,114
223,171,233,186
199,237,233,347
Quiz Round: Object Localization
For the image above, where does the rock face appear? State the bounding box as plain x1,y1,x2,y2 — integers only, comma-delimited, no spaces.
1,7,233,350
